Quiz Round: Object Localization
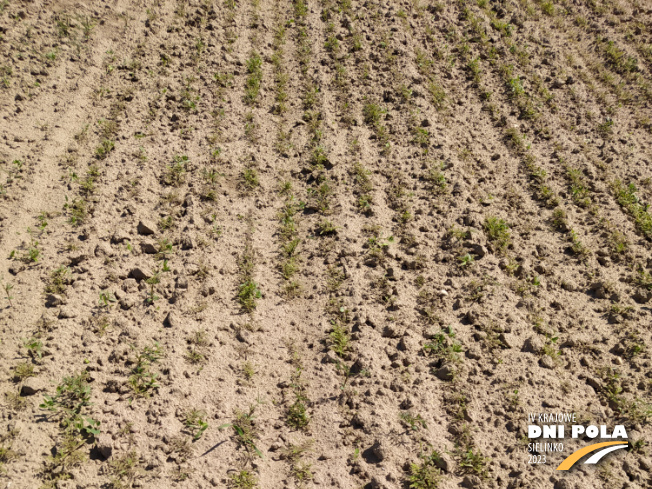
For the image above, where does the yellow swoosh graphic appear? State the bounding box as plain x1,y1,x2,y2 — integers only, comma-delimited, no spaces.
556,441,628,470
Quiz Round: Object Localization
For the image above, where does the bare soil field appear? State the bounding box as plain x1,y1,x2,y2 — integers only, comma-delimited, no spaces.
0,0,651,487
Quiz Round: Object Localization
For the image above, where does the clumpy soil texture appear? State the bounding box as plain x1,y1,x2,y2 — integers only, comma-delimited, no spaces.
1,0,652,487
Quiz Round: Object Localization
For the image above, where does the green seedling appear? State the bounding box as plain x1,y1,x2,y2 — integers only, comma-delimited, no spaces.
329,322,350,357
184,346,206,365
45,266,70,295
613,181,652,240
164,155,188,186
458,253,475,268
456,447,489,478
13,362,35,381
145,273,160,304
219,406,262,459
157,238,174,259
37,212,49,231
408,451,442,489
95,139,115,159
242,168,259,189
3,283,13,307
0,441,18,471
242,362,255,381
79,15,95,38
128,343,162,397
244,51,263,105
108,450,143,487
24,338,43,359
635,268,652,290
238,279,261,312
287,397,309,430
317,220,337,235
13,231,41,263
363,103,387,126
423,327,463,363
98,290,116,308
230,470,258,489
484,216,511,252
184,409,208,440
551,208,568,231
399,412,427,432
334,360,368,391
569,229,589,257
39,372,101,437
68,198,87,226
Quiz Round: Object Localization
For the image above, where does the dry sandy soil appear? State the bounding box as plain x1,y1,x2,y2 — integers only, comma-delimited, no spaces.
0,0,652,487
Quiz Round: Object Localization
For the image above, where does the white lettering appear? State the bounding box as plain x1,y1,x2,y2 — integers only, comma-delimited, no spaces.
600,425,612,438
612,425,628,439
529,425,542,438
572,425,584,438
529,443,565,452
543,425,557,438
586,425,599,438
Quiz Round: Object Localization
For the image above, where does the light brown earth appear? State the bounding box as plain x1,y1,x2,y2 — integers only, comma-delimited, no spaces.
0,0,651,488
